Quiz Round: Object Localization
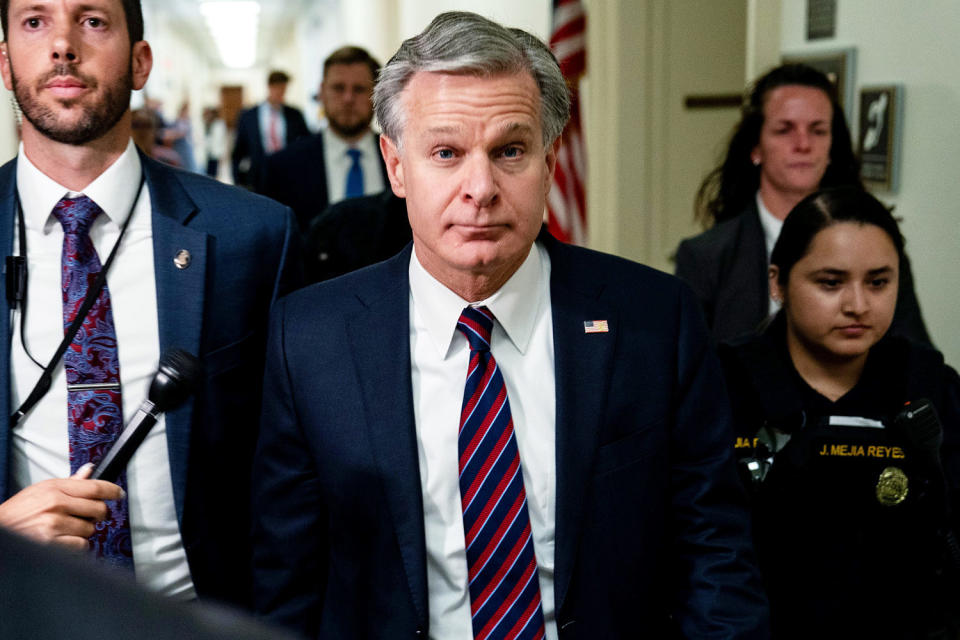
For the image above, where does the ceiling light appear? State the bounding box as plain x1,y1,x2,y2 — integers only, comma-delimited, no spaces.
199,1,260,69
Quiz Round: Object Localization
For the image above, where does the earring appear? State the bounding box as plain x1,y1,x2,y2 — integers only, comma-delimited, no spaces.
752,156,761,166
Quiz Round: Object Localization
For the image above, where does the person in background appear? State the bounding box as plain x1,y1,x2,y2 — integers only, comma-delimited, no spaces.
252,11,768,639
263,46,388,234
302,189,410,283
163,101,197,173
675,63,929,345
232,69,309,191
0,0,299,609
203,106,227,179
131,108,181,167
720,186,959,638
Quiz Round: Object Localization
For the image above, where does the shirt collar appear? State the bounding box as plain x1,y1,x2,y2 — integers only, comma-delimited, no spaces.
755,190,784,260
324,128,375,156
16,139,143,232
409,242,547,358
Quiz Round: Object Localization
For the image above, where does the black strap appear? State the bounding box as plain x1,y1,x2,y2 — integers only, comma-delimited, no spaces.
9,173,146,428
11,190,41,368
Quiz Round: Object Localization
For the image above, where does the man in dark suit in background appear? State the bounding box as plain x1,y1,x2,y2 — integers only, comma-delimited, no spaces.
0,0,299,608
303,189,410,283
263,46,389,234
252,11,768,639
232,69,309,191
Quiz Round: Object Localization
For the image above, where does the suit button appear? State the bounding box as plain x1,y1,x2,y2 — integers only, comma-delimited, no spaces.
414,628,424,637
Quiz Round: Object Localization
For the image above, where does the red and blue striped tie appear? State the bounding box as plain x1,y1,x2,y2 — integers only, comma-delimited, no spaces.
457,306,545,640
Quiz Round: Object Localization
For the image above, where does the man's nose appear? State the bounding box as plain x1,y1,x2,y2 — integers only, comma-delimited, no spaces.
51,23,79,64
461,155,498,209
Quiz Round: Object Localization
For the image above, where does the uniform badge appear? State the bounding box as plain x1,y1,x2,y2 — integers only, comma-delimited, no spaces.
875,466,909,506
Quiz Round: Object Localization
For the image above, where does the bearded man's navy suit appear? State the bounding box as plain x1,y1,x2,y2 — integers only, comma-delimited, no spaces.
0,153,301,607
252,231,769,638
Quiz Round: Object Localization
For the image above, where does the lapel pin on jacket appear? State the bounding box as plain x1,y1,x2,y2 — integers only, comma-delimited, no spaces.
173,249,191,270
584,320,609,333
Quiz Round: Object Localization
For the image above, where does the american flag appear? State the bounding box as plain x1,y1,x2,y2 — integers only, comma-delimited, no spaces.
548,0,587,245
583,320,608,334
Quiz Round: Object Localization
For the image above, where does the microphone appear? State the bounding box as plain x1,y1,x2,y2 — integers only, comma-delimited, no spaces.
90,349,201,482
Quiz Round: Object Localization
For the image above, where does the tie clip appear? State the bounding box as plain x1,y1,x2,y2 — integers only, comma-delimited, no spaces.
67,382,121,392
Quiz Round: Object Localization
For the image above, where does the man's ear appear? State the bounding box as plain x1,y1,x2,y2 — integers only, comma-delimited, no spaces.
131,41,153,91
380,135,406,198
0,43,13,92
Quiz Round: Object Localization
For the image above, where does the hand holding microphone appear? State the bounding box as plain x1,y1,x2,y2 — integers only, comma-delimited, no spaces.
90,349,201,482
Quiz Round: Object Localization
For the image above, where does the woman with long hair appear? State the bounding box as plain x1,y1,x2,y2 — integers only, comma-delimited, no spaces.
675,64,928,345
721,186,959,638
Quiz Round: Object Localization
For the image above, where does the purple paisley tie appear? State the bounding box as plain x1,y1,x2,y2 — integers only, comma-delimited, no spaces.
53,195,132,569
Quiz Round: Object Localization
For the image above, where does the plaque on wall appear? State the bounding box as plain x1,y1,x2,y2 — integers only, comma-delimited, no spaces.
859,85,903,192
782,48,856,124
807,0,837,40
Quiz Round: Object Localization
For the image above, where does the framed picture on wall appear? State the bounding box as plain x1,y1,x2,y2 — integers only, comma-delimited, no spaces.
782,47,856,123
858,85,904,192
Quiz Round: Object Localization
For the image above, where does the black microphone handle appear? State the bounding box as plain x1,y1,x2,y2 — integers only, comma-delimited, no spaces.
89,400,160,482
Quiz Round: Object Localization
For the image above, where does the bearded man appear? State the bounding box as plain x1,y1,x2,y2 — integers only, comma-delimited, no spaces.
263,45,389,234
0,0,299,609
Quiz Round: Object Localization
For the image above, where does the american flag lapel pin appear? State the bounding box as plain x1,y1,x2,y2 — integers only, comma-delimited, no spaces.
583,320,609,334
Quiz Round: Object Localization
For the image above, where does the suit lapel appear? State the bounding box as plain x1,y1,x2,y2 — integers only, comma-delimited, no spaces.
543,236,619,613
344,246,428,625
144,155,208,520
0,161,16,498
744,203,771,321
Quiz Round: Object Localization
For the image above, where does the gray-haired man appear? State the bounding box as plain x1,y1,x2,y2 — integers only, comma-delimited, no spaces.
252,11,769,639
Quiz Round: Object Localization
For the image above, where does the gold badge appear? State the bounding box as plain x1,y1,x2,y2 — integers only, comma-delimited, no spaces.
876,466,909,506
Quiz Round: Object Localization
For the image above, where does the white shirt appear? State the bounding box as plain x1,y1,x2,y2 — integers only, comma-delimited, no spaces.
322,129,385,204
10,140,196,599
257,102,286,154
756,191,784,316
409,243,558,640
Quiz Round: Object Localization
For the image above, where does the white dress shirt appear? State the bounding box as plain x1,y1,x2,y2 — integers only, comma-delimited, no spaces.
409,243,558,640
10,141,196,599
756,191,784,316
322,129,385,204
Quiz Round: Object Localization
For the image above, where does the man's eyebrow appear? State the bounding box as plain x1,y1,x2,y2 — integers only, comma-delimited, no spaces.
497,122,535,137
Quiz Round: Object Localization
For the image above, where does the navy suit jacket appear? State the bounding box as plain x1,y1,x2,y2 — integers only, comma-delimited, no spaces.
0,152,301,607
302,189,410,284
262,131,389,234
252,232,769,638
231,104,310,191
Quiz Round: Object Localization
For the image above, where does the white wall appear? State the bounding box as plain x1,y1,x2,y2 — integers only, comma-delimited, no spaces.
395,0,551,42
781,0,960,366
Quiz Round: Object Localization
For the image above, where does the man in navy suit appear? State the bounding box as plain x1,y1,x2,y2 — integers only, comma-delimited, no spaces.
0,0,298,608
232,69,309,192
252,11,768,639
263,46,389,234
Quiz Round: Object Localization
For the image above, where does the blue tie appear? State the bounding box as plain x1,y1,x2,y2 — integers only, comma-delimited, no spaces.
345,148,364,199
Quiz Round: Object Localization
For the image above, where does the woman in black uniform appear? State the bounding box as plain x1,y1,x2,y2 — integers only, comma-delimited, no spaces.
720,186,960,639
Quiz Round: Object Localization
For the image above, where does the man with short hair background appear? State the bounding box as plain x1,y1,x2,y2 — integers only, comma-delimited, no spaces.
263,45,388,234
252,11,768,639
232,69,309,191
0,0,299,608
